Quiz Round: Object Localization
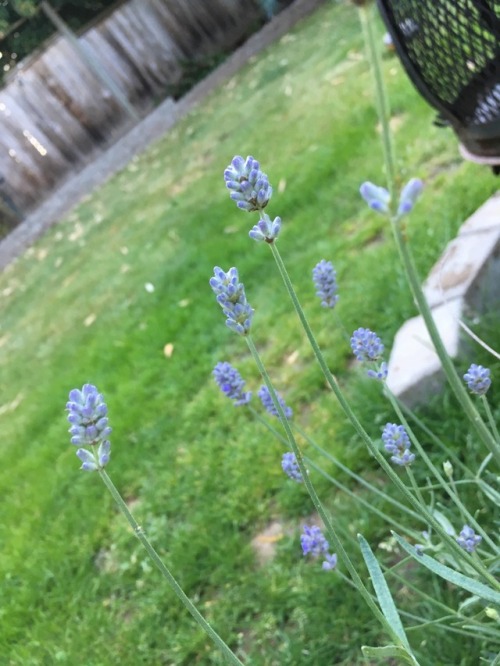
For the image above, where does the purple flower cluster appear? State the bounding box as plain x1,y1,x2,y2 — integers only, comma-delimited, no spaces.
350,328,384,362
210,266,254,336
224,155,273,212
258,385,293,419
249,213,282,243
366,362,388,381
301,525,337,571
359,181,391,214
463,364,491,396
359,178,423,216
213,362,252,406
281,452,303,482
456,525,482,553
66,384,111,472
382,423,415,466
398,178,423,215
312,260,339,309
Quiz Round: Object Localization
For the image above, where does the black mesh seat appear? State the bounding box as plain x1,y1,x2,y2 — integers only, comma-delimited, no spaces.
377,0,500,168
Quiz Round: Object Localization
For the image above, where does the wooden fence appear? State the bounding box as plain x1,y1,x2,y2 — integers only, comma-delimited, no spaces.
0,0,265,218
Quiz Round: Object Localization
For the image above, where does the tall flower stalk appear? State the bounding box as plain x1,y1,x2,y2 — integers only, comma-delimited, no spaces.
218,147,499,591
66,385,244,666
208,269,399,640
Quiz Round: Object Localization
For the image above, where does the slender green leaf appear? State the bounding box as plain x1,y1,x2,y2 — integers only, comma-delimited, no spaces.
432,510,455,537
362,644,419,665
393,533,500,605
358,534,410,648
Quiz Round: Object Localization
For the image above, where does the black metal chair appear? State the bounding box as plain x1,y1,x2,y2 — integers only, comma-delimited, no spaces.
377,0,500,171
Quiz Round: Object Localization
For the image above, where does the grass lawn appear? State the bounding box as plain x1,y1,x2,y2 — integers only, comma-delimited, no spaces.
1,1,499,664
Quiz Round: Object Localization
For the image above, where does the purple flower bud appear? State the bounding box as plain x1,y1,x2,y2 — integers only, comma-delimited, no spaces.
300,525,330,557
249,213,282,243
456,525,482,553
213,362,252,406
382,423,415,467
350,328,384,362
322,553,337,571
98,440,111,467
301,526,337,571
359,181,391,214
76,448,99,472
210,267,254,336
398,178,423,216
258,385,292,419
224,155,273,212
312,260,339,309
281,452,303,482
463,364,491,396
366,361,388,381
67,384,112,471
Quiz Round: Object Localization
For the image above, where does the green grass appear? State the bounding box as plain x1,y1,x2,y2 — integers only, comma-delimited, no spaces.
1,2,499,664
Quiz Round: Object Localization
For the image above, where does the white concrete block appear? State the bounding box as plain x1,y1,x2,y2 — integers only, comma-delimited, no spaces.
423,227,500,308
387,192,500,406
386,300,463,406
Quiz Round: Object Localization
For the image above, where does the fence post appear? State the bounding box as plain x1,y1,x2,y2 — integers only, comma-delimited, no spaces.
40,1,140,121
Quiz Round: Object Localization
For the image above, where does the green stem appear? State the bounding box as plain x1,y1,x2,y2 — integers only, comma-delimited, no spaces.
358,3,397,198
249,407,421,535
482,395,500,443
244,334,400,643
396,399,500,505
98,469,244,666
269,242,500,589
387,390,500,555
390,219,500,469
406,468,426,507
338,563,500,643
292,421,423,524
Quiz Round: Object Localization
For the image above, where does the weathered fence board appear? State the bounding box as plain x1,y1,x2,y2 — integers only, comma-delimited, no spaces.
0,0,265,217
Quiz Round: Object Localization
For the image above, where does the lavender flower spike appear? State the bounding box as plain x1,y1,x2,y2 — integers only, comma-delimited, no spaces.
359,181,391,214
322,553,338,571
312,260,339,309
398,178,423,216
350,328,384,362
224,155,273,212
66,384,112,471
301,525,337,571
463,363,491,396
366,361,388,381
249,213,282,243
210,266,254,336
382,423,415,467
456,525,482,553
213,362,252,406
258,385,293,419
301,525,330,557
282,452,303,482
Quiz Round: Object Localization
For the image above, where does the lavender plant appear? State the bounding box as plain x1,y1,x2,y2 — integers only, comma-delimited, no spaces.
213,143,500,658
66,4,499,663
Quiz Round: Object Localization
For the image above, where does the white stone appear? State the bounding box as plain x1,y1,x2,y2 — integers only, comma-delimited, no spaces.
387,192,500,406
386,299,463,406
423,226,500,308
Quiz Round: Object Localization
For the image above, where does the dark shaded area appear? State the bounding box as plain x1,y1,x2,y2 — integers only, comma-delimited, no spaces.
377,0,500,167
0,1,119,84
